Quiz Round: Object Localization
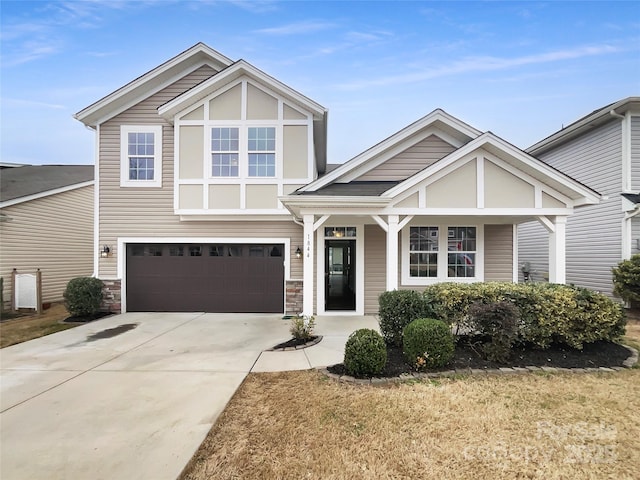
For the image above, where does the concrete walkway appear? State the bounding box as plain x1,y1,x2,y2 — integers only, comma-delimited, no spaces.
0,312,377,480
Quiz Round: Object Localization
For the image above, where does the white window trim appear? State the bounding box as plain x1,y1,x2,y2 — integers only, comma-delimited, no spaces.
120,125,163,188
401,223,484,286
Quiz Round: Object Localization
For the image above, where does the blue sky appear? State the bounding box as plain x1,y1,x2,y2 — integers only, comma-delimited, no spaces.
1,1,639,166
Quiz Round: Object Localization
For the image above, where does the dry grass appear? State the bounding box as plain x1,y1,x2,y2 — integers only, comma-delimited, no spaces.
182,319,640,480
0,303,76,348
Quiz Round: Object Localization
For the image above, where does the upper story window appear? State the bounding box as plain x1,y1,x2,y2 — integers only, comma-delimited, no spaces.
211,127,239,177
248,127,276,177
120,125,162,187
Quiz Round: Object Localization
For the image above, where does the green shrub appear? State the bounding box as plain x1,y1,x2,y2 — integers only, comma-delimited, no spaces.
612,254,640,304
403,318,455,370
290,315,315,341
343,329,387,377
378,290,432,347
468,301,519,362
422,282,625,350
63,277,104,317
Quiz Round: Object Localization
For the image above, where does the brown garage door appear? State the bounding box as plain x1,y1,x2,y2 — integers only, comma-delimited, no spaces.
126,243,284,313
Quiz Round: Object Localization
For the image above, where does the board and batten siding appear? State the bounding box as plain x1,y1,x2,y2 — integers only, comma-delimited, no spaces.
631,116,640,190
364,224,386,314
518,119,623,296
0,185,94,304
98,65,304,279
484,224,514,282
356,135,456,181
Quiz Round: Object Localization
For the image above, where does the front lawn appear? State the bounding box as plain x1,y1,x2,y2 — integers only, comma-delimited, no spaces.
180,320,640,479
0,303,76,348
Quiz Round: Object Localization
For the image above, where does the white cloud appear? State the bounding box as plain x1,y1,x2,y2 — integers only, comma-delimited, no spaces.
1,97,66,110
255,20,337,35
336,44,624,90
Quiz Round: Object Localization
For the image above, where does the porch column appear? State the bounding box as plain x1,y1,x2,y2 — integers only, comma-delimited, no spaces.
302,214,315,316
386,215,400,291
548,216,567,284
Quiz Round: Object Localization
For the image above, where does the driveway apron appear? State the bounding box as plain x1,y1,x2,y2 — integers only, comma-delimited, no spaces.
0,312,290,480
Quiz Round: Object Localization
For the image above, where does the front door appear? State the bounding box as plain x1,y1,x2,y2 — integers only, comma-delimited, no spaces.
325,240,356,311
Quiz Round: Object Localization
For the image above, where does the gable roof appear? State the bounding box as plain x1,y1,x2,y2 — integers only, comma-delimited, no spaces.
298,109,481,192
0,165,94,206
74,43,233,127
158,59,328,172
382,131,600,206
527,96,640,156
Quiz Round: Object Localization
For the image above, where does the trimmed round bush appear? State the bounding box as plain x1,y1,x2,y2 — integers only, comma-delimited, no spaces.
378,289,432,347
63,277,104,317
403,318,455,370
343,329,387,377
613,254,640,304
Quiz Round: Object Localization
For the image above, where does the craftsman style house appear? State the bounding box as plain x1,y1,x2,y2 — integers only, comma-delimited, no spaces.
75,43,600,316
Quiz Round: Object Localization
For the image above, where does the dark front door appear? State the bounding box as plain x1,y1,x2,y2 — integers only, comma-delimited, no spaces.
325,240,356,311
126,243,284,313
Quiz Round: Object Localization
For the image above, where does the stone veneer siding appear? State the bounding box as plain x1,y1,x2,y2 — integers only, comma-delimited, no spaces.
100,279,122,313
285,280,303,315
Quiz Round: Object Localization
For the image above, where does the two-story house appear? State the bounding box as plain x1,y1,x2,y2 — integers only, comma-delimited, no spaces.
518,97,640,297
75,43,600,316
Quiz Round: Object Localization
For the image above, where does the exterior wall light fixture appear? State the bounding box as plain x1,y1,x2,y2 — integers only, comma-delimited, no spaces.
295,246,302,259
100,245,111,258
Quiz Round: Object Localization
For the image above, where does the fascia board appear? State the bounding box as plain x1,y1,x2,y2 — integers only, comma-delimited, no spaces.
159,60,327,122
0,180,94,208
298,109,481,192
484,134,601,204
75,43,233,126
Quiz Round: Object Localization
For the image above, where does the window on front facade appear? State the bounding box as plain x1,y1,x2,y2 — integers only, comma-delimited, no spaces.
447,227,476,278
120,125,162,187
211,127,239,177
248,127,275,177
409,227,438,277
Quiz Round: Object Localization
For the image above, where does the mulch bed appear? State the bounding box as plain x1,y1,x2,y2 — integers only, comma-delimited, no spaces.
272,336,320,350
327,336,633,378
63,312,113,323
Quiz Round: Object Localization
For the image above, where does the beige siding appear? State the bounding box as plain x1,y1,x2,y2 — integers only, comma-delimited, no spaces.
247,84,278,120
364,224,386,314
284,104,306,120
179,185,203,209
394,192,419,208
0,185,94,304
209,185,240,209
425,159,476,208
484,224,513,282
246,184,278,209
179,126,204,179
182,105,204,121
209,83,241,120
542,192,566,208
357,135,456,181
518,119,622,295
283,125,308,179
484,161,535,208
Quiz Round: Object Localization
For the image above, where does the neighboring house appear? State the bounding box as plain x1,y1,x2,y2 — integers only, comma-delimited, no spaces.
74,42,600,316
518,97,640,297
0,165,94,308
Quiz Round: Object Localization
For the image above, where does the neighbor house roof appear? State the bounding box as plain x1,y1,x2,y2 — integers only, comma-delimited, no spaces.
297,181,400,196
0,165,94,205
527,97,640,156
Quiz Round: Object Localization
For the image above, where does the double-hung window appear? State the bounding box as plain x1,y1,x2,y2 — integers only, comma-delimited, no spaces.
211,127,239,177
248,127,276,177
405,225,478,282
120,125,162,187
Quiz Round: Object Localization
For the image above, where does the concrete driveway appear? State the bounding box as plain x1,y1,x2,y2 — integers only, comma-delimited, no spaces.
0,312,377,480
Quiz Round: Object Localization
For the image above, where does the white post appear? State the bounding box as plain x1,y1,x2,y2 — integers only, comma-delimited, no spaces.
548,216,567,284
302,214,315,316
386,215,399,291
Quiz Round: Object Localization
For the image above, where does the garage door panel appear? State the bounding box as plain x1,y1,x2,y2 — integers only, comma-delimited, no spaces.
126,243,284,313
